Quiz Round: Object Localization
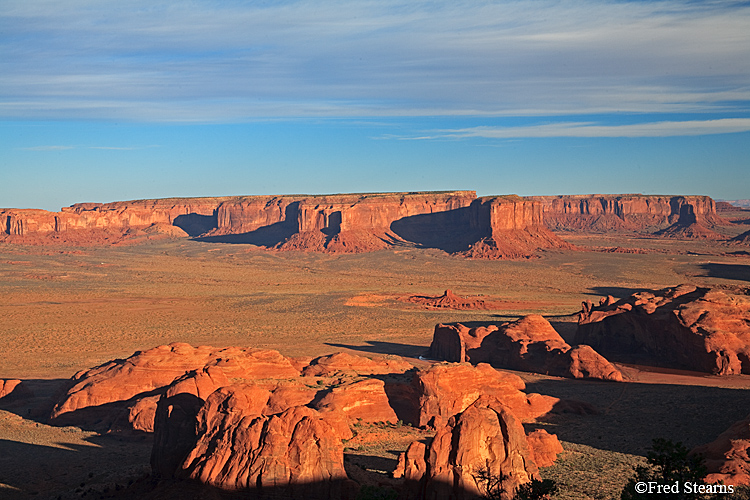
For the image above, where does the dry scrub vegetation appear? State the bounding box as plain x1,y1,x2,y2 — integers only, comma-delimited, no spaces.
1,234,749,499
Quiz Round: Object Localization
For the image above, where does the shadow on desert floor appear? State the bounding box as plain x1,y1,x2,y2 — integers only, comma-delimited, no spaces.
524,377,750,456
325,340,429,359
699,262,750,282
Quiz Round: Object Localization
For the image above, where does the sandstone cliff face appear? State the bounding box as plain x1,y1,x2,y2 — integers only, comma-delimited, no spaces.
0,191,571,257
3,191,722,251
576,285,750,375
532,194,723,235
429,315,622,381
460,197,573,259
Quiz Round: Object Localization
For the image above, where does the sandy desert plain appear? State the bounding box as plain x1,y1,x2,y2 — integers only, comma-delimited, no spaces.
1,194,750,500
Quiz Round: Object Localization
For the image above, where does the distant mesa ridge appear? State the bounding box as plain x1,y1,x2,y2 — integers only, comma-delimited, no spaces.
0,191,728,253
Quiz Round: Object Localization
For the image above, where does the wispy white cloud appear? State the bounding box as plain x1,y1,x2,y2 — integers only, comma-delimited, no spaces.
17,144,159,151
405,118,750,139
1,0,749,121
19,145,75,151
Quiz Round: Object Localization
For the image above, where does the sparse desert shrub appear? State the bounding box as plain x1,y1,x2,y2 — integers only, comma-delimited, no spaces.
356,484,398,500
621,438,739,500
474,468,556,500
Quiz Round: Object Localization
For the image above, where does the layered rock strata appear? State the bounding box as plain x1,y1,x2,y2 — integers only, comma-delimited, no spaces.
576,285,750,375
1,191,567,257
429,315,623,381
531,194,724,236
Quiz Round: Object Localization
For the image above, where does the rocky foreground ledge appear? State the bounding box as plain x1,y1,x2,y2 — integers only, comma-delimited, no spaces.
5,344,580,499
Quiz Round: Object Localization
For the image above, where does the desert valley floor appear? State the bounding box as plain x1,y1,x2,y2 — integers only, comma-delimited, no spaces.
1,230,750,499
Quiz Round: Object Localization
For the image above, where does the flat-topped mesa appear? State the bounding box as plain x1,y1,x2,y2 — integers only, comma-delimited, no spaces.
279,191,479,253
531,194,724,236
461,196,573,259
2,191,724,250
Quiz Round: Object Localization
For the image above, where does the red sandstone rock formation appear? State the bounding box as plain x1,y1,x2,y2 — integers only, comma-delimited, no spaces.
691,413,750,486
576,285,750,375
526,429,564,468
531,194,724,236
731,229,750,244
156,383,357,499
49,344,417,434
50,343,300,428
1,192,725,251
412,362,557,428
314,378,398,424
302,352,413,377
460,197,574,259
394,396,540,500
403,289,495,310
430,315,623,381
0,379,28,400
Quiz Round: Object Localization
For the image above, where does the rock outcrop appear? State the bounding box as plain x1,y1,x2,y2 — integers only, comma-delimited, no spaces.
302,352,413,377
50,343,300,427
394,396,541,500
429,315,623,381
48,343,572,496
460,196,574,259
576,285,750,375
0,379,28,400
412,362,557,428
153,384,357,499
731,229,750,244
49,343,413,433
403,289,499,310
531,194,724,236
691,413,750,486
526,429,565,468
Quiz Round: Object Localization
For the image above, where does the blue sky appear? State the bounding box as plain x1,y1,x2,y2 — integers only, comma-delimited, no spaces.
1,0,749,211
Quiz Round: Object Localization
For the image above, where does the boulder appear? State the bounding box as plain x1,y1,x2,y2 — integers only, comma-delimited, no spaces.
430,315,623,381
526,429,564,468
394,396,540,500
576,285,750,375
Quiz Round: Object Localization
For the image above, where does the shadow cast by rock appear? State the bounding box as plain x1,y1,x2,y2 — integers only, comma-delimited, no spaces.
524,377,750,456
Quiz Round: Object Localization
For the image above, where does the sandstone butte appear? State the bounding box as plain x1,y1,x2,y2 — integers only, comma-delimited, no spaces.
46,343,576,497
691,413,750,486
576,285,750,375
402,289,498,310
0,191,730,254
429,314,623,382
